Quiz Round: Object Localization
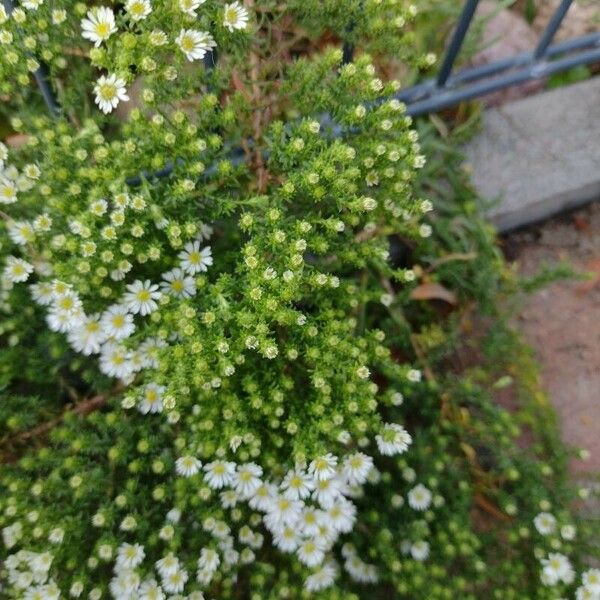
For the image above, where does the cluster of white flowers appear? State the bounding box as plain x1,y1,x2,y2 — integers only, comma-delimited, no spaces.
80,2,249,113
3,549,59,599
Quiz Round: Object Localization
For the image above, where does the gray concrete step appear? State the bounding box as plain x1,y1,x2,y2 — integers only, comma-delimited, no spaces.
464,76,600,232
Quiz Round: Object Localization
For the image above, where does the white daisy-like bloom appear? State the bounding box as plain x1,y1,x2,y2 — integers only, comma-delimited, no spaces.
93,73,129,114
48,528,64,544
175,29,216,62
161,569,188,594
281,469,314,500
166,508,181,524
308,453,338,482
161,267,196,299
410,540,430,561
47,307,84,333
327,499,356,533
375,422,412,456
22,0,44,10
299,507,324,537
232,463,263,498
138,383,165,414
198,222,214,241
3,256,34,283
0,177,18,204
156,553,180,578
576,586,600,600
297,539,326,568
178,0,205,16
116,543,145,569
176,456,202,477
583,569,600,593
345,554,379,583
223,2,249,32
534,512,557,536
541,553,574,585
99,343,133,379
110,568,141,599
264,496,303,530
203,460,236,489
248,482,277,511
341,453,373,486
124,279,161,316
178,241,213,274
138,579,165,600
81,7,117,47
67,315,107,355
197,548,220,573
272,525,300,553
304,560,338,592
100,305,135,340
560,524,576,540
312,477,343,509
407,484,432,511
8,220,35,246
220,489,239,509
125,0,152,21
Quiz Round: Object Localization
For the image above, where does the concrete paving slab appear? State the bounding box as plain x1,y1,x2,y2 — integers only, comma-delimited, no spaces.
464,77,600,232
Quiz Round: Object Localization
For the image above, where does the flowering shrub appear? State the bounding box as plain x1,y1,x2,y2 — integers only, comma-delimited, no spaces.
0,1,598,599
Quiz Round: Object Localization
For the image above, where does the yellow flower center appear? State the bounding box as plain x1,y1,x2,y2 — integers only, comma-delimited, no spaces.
111,315,125,328
95,22,110,37
137,289,151,302
99,83,117,100
181,36,195,52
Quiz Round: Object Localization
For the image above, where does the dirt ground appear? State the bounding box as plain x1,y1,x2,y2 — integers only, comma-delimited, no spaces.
503,202,600,476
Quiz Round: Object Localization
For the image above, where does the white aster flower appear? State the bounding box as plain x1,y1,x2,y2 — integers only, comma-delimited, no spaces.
299,507,324,537
176,456,202,477
560,524,576,540
341,452,373,486
93,73,129,114
576,586,600,600
81,7,117,47
297,539,326,568
116,543,145,569
100,304,135,340
281,469,314,500
179,0,205,16
312,477,343,509
264,496,303,530
232,463,263,498
161,267,196,298
67,315,106,355
249,482,277,511
410,540,430,561
156,553,180,578
0,177,18,204
124,279,161,315
308,453,338,481
375,422,412,455
176,29,216,61
197,548,220,573
99,342,133,379
203,460,236,489
178,241,213,274
304,561,337,592
541,553,574,585
161,569,188,594
22,0,44,10
110,568,141,598
534,512,557,536
327,499,356,533
223,2,249,32
138,579,165,600
273,525,301,553
4,256,34,283
8,220,35,245
408,484,432,511
583,569,600,593
125,0,152,21
138,383,165,414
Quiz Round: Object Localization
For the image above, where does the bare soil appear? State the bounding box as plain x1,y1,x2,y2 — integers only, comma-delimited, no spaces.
503,202,600,476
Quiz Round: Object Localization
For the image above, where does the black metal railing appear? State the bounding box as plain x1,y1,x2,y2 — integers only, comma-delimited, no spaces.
5,0,600,182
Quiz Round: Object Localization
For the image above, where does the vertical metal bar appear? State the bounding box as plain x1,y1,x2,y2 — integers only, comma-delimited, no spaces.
342,41,355,65
533,0,573,59
436,0,480,88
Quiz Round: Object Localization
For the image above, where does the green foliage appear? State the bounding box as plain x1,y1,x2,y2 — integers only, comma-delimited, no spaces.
0,1,598,599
